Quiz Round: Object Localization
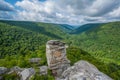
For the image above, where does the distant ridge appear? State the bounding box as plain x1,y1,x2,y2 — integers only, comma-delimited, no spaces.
70,23,104,34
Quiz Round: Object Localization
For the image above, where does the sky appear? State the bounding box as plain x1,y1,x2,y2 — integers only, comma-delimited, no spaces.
0,0,120,25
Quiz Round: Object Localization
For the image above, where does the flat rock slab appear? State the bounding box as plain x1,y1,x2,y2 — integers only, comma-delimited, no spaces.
60,60,113,80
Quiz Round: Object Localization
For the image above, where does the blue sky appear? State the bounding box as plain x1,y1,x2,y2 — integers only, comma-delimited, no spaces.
0,0,120,25
5,0,19,5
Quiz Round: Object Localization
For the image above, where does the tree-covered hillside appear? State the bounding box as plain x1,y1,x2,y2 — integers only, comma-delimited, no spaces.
0,20,70,57
68,21,120,65
70,23,103,34
0,20,120,64
0,20,120,79
0,20,70,39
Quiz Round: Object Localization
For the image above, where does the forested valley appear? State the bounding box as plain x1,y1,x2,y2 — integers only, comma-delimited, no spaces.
0,20,120,80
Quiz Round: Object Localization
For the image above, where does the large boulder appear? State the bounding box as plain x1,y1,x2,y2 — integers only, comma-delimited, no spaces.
39,66,48,75
46,40,70,77
60,60,113,80
19,68,35,80
0,67,7,75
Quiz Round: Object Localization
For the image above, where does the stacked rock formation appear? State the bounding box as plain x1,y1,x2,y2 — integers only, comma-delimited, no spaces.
46,40,70,78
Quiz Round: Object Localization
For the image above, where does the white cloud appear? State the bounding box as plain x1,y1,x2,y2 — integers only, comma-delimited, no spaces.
108,7,120,19
86,0,119,16
0,0,14,11
13,0,120,25
0,0,15,20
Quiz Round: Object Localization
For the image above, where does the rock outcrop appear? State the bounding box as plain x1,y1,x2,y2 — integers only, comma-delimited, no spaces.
39,66,48,75
8,66,23,75
0,40,113,80
46,40,70,77
19,68,35,80
46,40,112,80
60,60,113,80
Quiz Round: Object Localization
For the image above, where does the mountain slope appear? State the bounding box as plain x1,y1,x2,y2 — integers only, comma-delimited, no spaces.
0,20,120,79
1,20,120,63
59,24,75,32
70,23,103,34
68,21,120,64
0,22,50,57
0,20,72,38
0,20,72,57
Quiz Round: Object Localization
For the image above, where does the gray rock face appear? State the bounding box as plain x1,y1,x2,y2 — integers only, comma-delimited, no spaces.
61,60,112,80
8,66,23,75
0,67,7,75
20,68,35,80
39,66,48,75
46,40,70,77
29,58,41,64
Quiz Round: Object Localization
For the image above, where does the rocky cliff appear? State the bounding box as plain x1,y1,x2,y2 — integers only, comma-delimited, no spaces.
46,40,113,80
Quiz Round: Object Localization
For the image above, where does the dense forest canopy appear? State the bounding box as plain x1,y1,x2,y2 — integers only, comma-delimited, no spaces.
0,20,120,79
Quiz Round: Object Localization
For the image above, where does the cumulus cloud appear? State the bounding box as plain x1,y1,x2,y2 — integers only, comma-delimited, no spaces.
108,7,120,19
0,0,14,11
15,0,55,21
0,0,15,20
86,0,119,16
6,0,120,24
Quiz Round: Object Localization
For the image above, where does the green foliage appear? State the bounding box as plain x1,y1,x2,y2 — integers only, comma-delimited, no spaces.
2,72,20,80
0,20,120,79
31,70,54,80
67,22,120,64
0,47,47,68
31,74,54,80
71,23,103,34
0,22,51,57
